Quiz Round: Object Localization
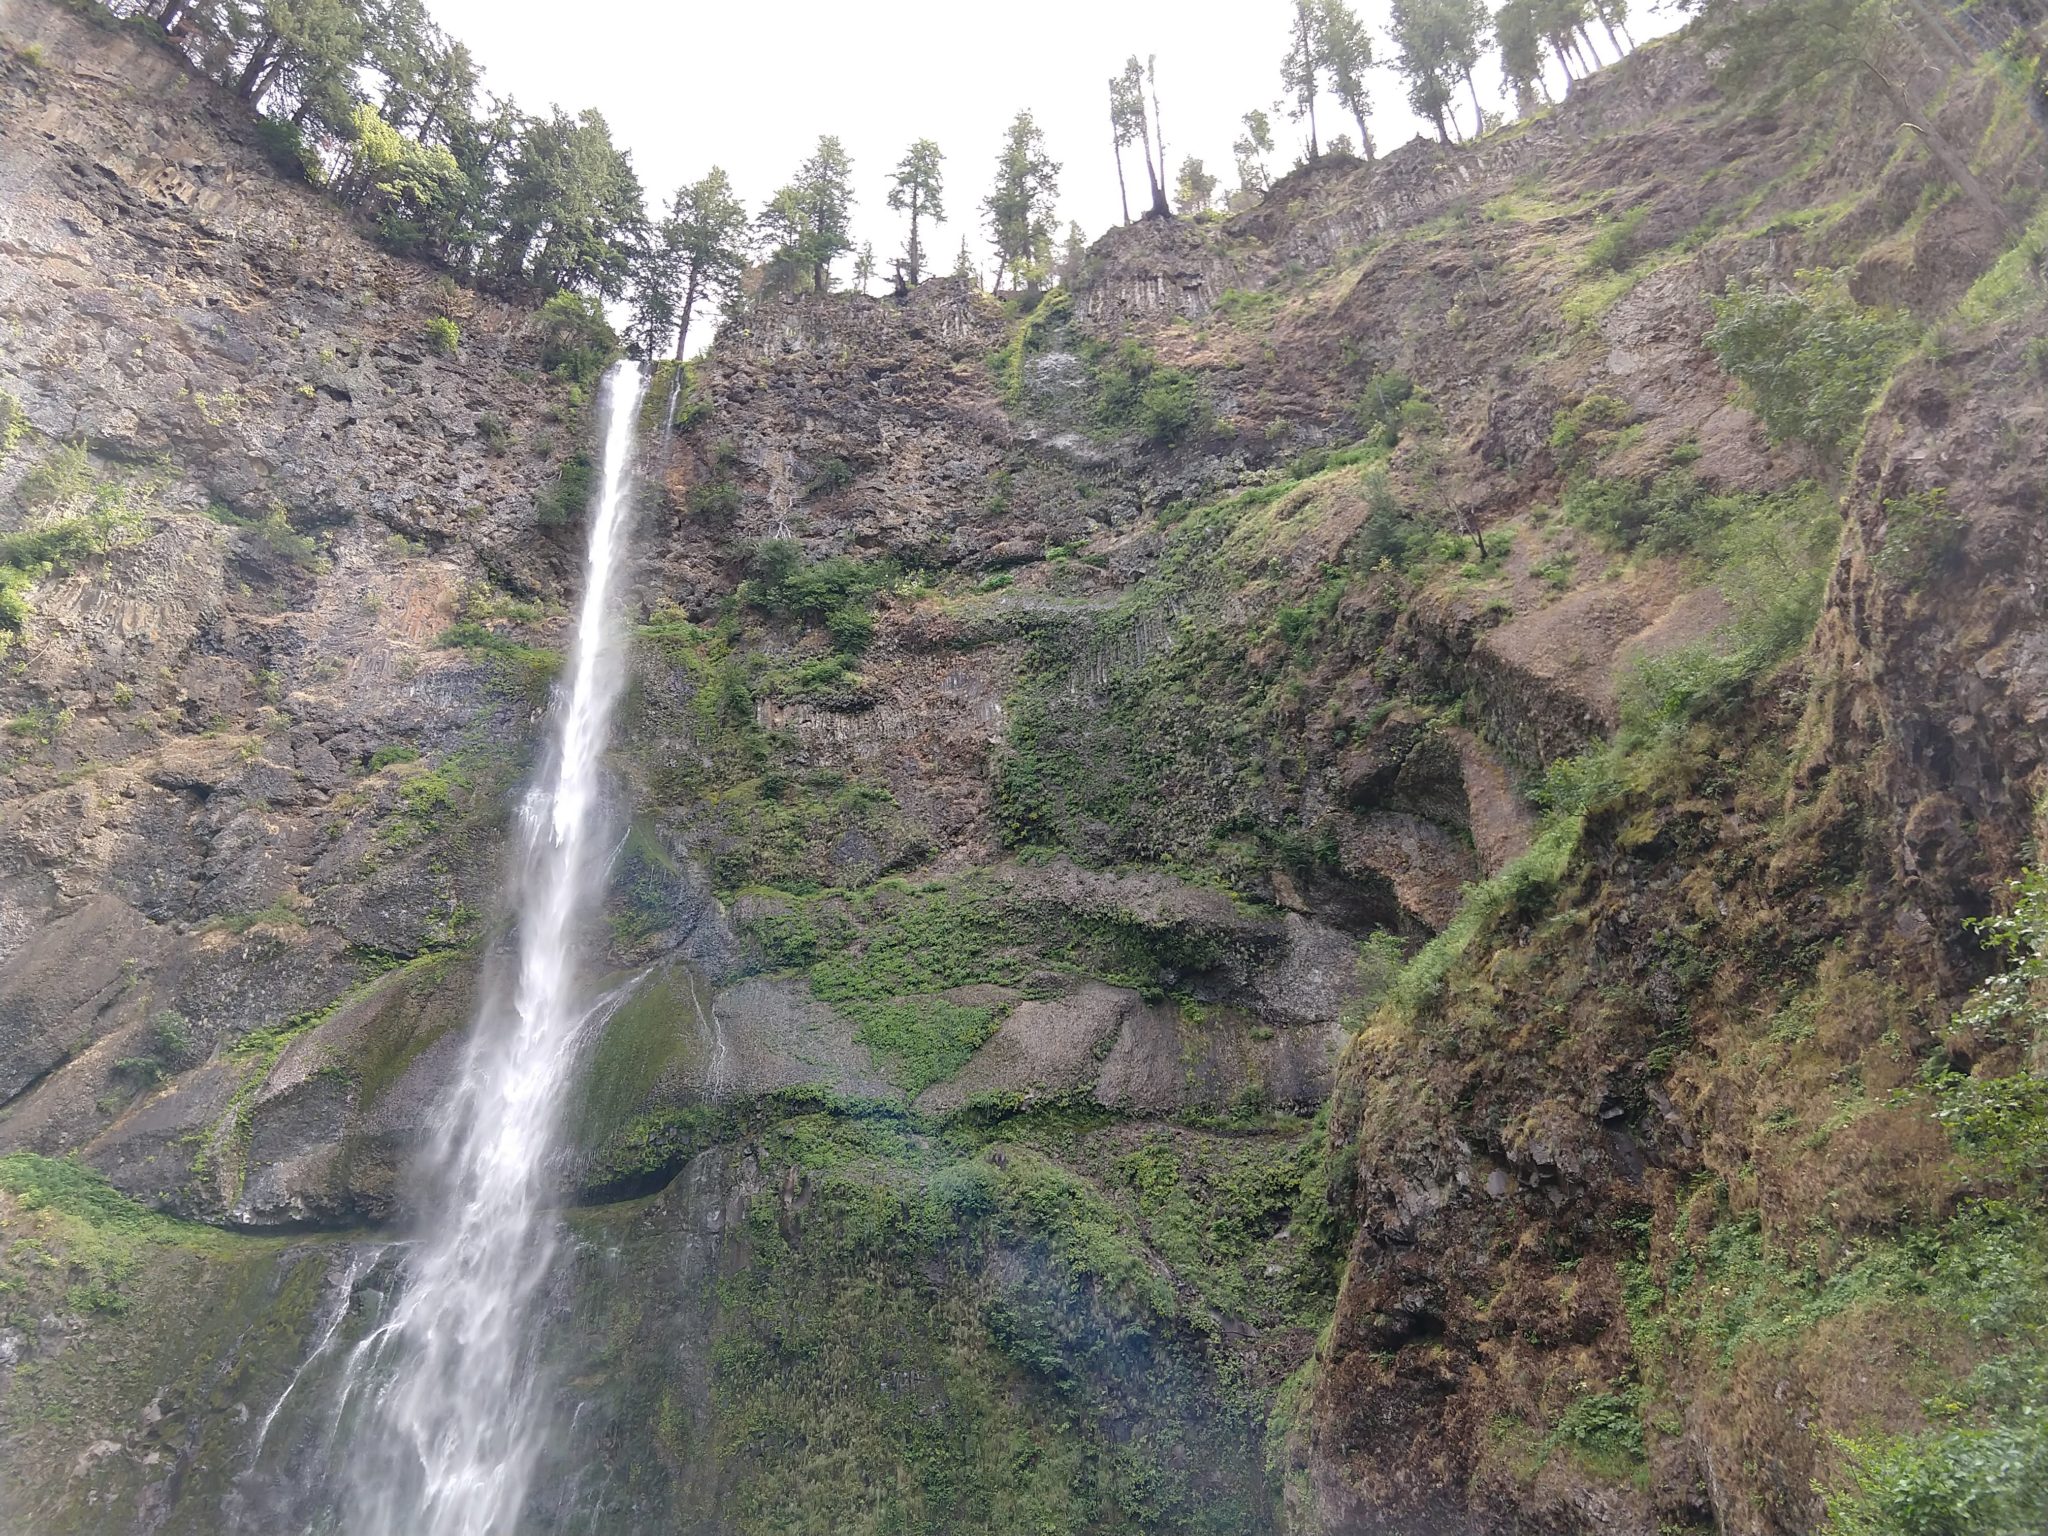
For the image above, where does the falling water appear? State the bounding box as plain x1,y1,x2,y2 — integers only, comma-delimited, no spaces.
336,360,651,1536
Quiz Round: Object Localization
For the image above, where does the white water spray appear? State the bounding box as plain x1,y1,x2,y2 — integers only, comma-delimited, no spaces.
338,361,650,1536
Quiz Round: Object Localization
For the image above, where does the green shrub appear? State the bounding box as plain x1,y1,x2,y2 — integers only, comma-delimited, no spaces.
112,1009,196,1089
253,117,319,180
368,744,420,770
1354,466,1434,570
1095,339,1208,444
806,457,856,495
0,392,27,464
249,510,321,567
1534,751,1625,815
475,413,511,453
1548,393,1632,464
536,291,617,386
149,1009,194,1065
20,442,96,510
686,478,741,523
424,316,459,355
1708,272,1916,463
847,997,1000,1096
538,455,593,525
1563,468,1726,553
745,544,897,654
1828,1372,2048,1536
1387,816,1582,1017
1136,370,1205,444
825,606,875,655
111,1055,166,1088
1583,206,1648,272
1873,488,1964,587
1353,370,1417,447
0,489,148,640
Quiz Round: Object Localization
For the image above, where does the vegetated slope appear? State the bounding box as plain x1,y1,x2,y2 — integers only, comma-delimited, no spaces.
1,0,2045,1532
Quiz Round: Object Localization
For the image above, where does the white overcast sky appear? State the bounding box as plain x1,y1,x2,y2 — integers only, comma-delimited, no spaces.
426,0,1686,290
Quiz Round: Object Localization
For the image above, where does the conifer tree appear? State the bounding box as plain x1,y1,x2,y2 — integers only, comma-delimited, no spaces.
1056,221,1088,287
758,136,856,295
634,167,749,359
1175,157,1218,215
1281,0,1324,160
886,139,945,284
983,110,1061,293
1108,66,1144,223
1391,0,1483,143
1114,56,1171,218
1320,0,1378,161
1496,0,1551,112
491,107,645,297
1232,108,1277,197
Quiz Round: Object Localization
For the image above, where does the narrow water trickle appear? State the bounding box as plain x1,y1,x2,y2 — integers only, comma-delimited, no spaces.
335,360,651,1536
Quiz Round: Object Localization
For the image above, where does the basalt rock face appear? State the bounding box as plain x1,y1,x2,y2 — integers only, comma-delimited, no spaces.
5,1,2048,1533
0,4,581,1227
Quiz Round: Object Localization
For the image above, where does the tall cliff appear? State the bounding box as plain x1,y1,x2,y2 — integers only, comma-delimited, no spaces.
2,2,2045,1533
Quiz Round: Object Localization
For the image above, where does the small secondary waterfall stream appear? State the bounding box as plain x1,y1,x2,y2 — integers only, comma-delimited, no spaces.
337,360,651,1536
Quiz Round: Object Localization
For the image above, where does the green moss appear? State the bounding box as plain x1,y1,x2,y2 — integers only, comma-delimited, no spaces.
1707,271,1917,463
809,884,1026,1003
537,453,594,525
1388,815,1583,1019
0,469,147,645
0,1157,331,1529
565,966,708,1154
1091,338,1210,445
848,997,1002,1095
992,287,1072,404
435,623,560,703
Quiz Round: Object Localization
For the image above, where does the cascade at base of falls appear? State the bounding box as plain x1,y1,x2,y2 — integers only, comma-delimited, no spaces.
330,361,651,1536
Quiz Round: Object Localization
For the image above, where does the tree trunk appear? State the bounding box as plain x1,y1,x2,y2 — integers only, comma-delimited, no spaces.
1308,95,1321,160
236,33,278,100
1896,0,1975,69
1602,19,1624,56
1434,106,1452,145
674,269,702,361
1352,108,1376,161
156,0,189,31
1150,74,1168,206
1139,115,1168,218
247,58,282,108
1579,27,1605,65
1554,44,1577,84
1466,69,1486,135
1871,68,2015,237
1112,134,1131,225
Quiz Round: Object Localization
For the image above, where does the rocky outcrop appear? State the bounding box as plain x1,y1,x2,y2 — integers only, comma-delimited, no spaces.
4,2,2046,1534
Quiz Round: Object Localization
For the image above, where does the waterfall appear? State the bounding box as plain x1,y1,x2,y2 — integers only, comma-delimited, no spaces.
336,360,651,1536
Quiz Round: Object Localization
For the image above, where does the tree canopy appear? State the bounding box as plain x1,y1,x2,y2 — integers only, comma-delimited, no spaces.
759,136,857,296
134,0,1666,352
886,138,946,284
634,167,751,359
983,111,1062,292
